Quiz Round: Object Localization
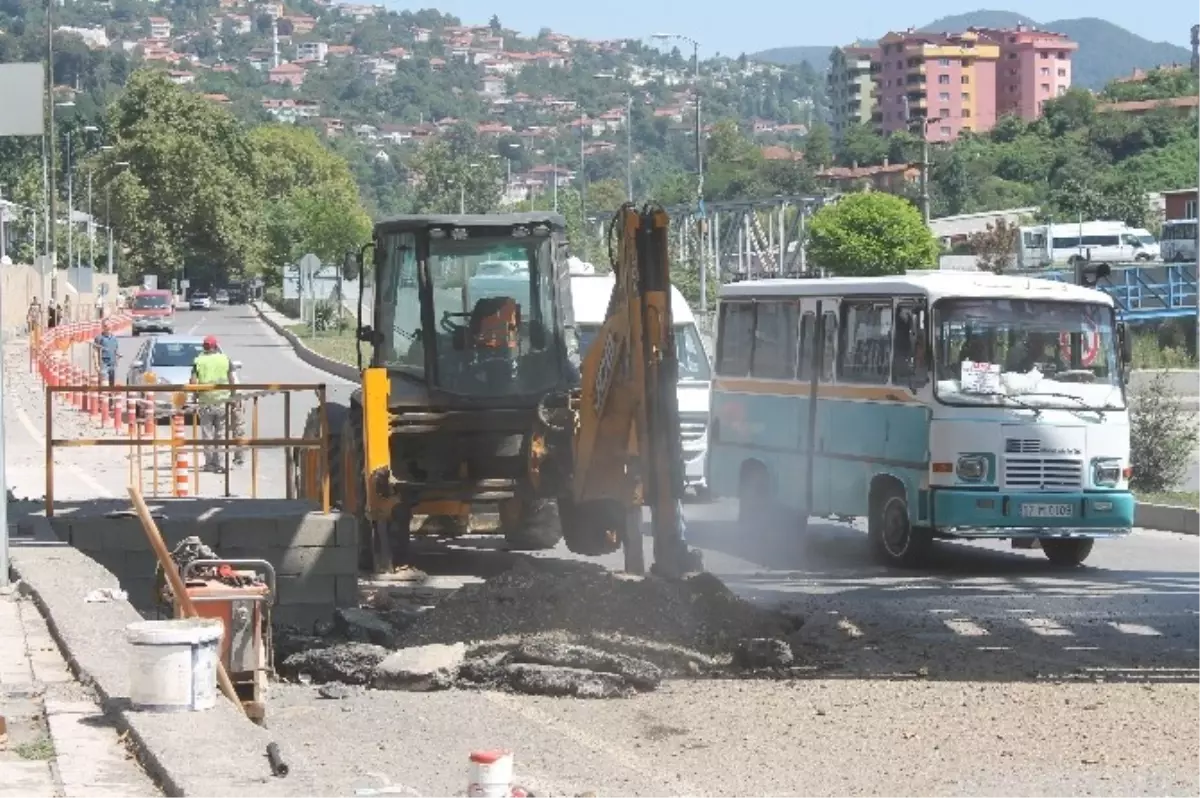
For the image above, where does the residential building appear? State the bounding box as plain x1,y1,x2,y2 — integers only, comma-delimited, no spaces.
297,41,328,62
1163,188,1198,220
827,44,878,139
267,62,306,87
166,70,195,85
479,75,506,97
284,14,316,34
874,29,999,142
1096,95,1200,116
410,26,431,43
55,26,109,49
148,17,172,39
972,25,1076,121
816,160,920,193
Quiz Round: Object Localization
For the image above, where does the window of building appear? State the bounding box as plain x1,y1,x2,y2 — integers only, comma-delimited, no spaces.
1056,85,1066,96
1057,51,1067,59
896,60,902,69
1185,199,1198,218
1057,67,1067,77
1040,66,1050,76
939,107,950,118
938,57,950,66
750,301,798,379
938,91,950,101
962,108,971,118
1008,67,1019,75
961,92,970,101
839,301,893,384
1040,82,1050,92
716,302,754,376
938,74,950,84
1008,36,1017,43
1008,52,1018,59
1008,85,1018,93
961,74,970,84
1040,51,1050,59
940,125,952,136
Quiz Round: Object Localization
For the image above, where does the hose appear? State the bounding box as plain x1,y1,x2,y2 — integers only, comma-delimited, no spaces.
266,742,289,777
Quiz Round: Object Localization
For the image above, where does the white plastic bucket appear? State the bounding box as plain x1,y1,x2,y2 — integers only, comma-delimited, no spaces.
467,750,514,797
126,618,224,712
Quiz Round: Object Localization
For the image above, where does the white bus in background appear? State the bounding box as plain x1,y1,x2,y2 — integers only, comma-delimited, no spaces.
568,260,714,499
1017,221,1160,269
1160,219,1199,262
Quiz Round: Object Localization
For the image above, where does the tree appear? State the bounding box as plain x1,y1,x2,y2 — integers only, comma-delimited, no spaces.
407,138,503,214
806,192,939,276
836,123,887,167
802,122,833,170
1129,371,1199,493
488,14,501,33
966,219,1019,274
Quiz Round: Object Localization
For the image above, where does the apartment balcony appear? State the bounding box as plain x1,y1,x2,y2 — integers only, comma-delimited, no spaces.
906,73,926,85
905,92,928,107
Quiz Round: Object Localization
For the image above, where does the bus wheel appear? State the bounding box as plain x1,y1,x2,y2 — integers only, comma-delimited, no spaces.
868,485,931,567
1041,538,1094,567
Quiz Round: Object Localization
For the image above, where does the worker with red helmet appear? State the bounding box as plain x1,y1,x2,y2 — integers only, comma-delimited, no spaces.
189,335,234,473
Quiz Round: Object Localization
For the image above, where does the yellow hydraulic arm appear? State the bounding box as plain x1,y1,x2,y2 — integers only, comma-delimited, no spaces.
571,204,702,578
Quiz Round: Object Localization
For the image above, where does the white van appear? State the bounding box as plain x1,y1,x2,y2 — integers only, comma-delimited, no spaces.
569,266,713,498
1018,221,1158,269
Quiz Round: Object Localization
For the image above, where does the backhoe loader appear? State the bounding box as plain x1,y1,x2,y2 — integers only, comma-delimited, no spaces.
295,206,702,579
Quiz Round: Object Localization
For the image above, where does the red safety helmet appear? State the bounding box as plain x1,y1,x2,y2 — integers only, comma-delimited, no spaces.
203,335,219,350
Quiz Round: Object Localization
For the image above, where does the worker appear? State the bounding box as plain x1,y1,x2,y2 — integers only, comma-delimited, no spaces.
92,321,120,387
189,335,233,473
27,298,42,333
47,302,59,329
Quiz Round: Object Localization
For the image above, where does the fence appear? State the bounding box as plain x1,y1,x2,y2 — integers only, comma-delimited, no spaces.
28,320,332,515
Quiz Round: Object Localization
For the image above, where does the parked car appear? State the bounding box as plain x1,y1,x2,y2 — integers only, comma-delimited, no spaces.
126,335,242,420
214,289,230,305
189,292,212,310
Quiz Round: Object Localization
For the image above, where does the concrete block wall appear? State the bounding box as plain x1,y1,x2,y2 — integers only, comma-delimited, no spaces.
50,510,359,628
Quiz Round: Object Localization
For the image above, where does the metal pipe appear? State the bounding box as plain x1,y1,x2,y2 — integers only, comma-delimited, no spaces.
318,386,330,513
283,393,292,500
251,396,259,499
45,7,56,273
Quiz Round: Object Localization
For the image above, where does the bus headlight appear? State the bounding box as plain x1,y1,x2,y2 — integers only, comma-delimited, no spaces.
956,455,988,482
1092,458,1122,487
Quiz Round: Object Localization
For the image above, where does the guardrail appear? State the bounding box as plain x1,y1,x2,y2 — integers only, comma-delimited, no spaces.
42,382,332,516
1040,263,1198,321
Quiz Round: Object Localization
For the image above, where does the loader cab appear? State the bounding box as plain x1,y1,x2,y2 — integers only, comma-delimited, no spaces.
360,213,578,403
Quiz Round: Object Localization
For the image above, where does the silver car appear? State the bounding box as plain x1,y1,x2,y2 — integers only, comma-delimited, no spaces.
126,335,241,420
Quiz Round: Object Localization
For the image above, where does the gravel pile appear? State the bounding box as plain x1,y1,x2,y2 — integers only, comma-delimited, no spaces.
276,558,813,699
396,558,801,661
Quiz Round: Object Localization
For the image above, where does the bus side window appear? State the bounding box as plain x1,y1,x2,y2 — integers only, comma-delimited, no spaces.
838,300,892,384
821,310,837,382
798,312,816,380
893,301,928,388
751,300,798,380
716,301,755,377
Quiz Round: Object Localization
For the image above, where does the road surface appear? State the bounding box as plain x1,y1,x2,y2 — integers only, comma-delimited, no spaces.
6,306,1197,796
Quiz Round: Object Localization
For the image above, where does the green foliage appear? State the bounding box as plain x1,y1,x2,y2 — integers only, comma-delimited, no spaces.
1102,68,1200,103
1129,371,1199,493
806,192,939,276
407,128,503,214
966,219,1019,274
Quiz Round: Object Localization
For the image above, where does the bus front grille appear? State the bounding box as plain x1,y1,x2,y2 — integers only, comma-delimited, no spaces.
1004,457,1083,490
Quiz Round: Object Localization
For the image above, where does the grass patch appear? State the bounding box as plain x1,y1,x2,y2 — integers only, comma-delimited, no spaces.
15,736,55,761
285,323,359,366
1134,490,1199,508
1131,333,1198,370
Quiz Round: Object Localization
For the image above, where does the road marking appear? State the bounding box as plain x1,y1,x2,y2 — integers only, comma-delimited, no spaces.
1018,617,1074,637
12,404,115,498
186,314,207,334
1108,622,1163,636
942,617,990,637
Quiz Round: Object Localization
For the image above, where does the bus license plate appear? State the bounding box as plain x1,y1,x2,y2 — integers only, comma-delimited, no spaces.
1020,503,1075,519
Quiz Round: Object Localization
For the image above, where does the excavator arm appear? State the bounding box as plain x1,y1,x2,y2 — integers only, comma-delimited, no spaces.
552,204,702,578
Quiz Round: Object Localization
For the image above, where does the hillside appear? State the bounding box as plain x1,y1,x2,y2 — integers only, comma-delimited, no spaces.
750,10,1192,88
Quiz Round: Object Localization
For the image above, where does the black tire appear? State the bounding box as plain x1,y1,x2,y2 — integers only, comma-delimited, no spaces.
1134,253,1151,262
868,483,932,567
1041,538,1094,567
501,498,564,551
296,402,349,506
558,497,623,556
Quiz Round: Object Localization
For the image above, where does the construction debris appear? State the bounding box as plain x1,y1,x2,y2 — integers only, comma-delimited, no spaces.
277,559,811,698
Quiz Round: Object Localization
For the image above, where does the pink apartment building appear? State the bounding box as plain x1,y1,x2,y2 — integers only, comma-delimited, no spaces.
873,30,999,143
972,26,1077,120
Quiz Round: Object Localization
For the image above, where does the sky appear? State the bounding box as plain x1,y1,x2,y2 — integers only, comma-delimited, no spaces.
395,1,1197,56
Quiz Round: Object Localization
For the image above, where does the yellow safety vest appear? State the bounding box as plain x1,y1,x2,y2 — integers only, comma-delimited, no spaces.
192,352,231,405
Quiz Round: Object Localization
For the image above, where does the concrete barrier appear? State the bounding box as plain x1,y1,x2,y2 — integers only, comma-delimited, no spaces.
42,498,359,628
251,301,358,382
1135,502,1200,536
8,527,316,796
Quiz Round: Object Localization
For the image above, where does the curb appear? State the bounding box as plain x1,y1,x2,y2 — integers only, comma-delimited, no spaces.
251,301,357,382
7,525,300,797
1135,502,1200,536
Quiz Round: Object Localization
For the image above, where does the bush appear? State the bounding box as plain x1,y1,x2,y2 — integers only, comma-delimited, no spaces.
1129,370,1199,492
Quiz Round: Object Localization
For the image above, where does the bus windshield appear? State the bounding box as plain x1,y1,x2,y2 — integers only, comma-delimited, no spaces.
934,298,1125,411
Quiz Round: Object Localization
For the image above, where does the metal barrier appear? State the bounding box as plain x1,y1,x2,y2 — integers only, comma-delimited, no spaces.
43,382,331,517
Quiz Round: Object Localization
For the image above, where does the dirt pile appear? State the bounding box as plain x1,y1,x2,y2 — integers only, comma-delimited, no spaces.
276,559,814,698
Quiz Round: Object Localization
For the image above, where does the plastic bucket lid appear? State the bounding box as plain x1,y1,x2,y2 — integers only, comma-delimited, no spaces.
126,618,223,646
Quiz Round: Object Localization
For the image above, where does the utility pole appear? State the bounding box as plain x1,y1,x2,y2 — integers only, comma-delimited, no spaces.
625,93,633,202
65,130,72,271
579,113,586,242
87,169,93,269
920,134,931,225
1190,23,1200,357
45,0,57,281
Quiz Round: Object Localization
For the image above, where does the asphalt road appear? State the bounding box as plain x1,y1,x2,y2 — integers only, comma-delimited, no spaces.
17,306,1197,795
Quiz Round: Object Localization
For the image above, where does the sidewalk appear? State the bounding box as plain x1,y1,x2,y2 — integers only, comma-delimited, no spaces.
0,585,160,797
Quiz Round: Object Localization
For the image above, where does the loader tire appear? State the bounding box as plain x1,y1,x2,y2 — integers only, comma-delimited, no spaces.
557,497,623,556
500,498,564,551
296,403,349,505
